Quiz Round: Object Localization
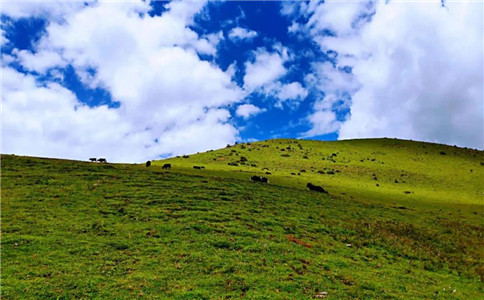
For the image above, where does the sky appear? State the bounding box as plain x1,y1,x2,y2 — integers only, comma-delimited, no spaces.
1,0,483,162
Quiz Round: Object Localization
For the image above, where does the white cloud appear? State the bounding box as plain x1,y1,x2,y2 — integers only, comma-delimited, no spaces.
308,61,360,95
242,46,307,109
1,1,79,19
339,1,483,149
2,1,246,162
305,0,376,36
292,1,483,148
228,27,258,41
243,47,288,91
236,104,265,119
1,54,15,66
275,81,308,108
301,110,340,138
1,27,8,45
2,64,239,162
225,62,237,80
277,82,307,101
2,67,138,162
287,22,301,34
204,30,224,50
16,49,67,73
280,2,298,17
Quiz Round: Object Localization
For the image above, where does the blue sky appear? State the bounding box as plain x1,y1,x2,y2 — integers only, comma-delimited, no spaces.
1,1,482,162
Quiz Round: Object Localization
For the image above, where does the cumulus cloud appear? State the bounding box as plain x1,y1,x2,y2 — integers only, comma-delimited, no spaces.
243,47,308,108
277,82,307,101
2,67,138,162
228,27,258,41
291,1,483,148
243,47,288,91
308,62,359,95
2,64,238,162
305,0,375,36
275,81,308,109
236,104,265,119
339,1,483,149
1,0,94,20
16,49,67,73
2,0,245,162
204,30,224,49
1,27,8,45
301,110,340,138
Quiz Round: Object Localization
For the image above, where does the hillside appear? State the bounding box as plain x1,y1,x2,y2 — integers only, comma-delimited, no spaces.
156,138,484,208
2,138,483,299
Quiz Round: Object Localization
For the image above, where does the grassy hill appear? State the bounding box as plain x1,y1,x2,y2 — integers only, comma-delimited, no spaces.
157,138,483,208
2,138,483,299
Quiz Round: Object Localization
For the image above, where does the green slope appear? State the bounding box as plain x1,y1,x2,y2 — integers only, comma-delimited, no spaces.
1,138,483,299
155,138,484,208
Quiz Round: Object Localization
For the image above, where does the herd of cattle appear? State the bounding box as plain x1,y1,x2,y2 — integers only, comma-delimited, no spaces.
89,157,107,163
160,162,328,194
91,159,328,194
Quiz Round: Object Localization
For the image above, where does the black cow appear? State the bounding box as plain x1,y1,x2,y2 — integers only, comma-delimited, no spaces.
146,161,151,167
162,163,171,169
193,166,201,169
251,176,268,183
89,158,97,162
306,183,328,194
98,158,107,163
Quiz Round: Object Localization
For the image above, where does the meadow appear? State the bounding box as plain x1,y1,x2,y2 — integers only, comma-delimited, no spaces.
2,138,483,299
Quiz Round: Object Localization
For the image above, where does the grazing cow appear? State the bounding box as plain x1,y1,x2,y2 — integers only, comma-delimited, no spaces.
193,166,203,169
251,176,268,183
162,163,171,169
98,158,107,163
89,158,97,162
146,161,151,167
306,183,328,194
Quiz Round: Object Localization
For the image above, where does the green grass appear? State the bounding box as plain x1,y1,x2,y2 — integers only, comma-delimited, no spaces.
2,138,483,299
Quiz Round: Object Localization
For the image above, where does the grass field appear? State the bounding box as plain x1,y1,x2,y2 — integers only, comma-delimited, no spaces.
2,138,483,299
